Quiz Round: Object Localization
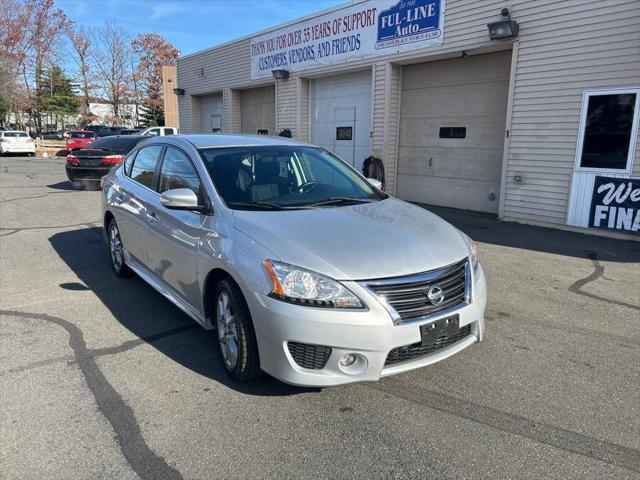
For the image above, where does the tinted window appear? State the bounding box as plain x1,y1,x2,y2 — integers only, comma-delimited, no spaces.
165,128,175,136
158,147,201,195
439,127,466,139
89,136,146,154
4,132,28,137
130,145,163,189
580,93,637,169
336,127,353,140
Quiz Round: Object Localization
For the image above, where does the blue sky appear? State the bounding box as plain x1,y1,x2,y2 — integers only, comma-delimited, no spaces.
57,0,345,56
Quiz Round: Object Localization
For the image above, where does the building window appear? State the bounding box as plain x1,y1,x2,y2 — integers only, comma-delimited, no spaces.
336,127,353,140
439,127,466,139
576,89,639,172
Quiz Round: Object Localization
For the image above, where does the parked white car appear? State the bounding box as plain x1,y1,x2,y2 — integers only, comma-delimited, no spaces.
139,126,177,137
0,131,36,155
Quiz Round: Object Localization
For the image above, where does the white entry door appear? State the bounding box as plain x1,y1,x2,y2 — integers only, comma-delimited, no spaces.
310,70,371,172
333,107,356,167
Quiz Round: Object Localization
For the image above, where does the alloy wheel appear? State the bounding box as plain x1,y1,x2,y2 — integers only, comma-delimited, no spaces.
216,291,239,370
109,223,124,271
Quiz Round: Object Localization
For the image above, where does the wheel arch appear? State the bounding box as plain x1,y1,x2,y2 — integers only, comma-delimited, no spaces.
203,268,236,324
103,210,115,232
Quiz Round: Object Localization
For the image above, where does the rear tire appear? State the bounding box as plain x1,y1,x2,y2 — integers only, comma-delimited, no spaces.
214,279,261,382
107,218,133,277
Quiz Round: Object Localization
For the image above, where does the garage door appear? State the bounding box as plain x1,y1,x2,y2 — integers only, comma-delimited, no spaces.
310,70,371,170
240,86,276,135
199,94,223,133
397,51,511,213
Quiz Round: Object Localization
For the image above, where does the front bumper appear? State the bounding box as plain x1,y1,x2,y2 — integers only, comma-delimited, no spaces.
66,165,111,181
243,264,487,387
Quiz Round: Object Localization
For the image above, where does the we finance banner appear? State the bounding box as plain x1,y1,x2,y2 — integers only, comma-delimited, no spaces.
250,0,445,79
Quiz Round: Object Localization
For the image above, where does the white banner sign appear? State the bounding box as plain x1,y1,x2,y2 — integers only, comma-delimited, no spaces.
250,0,445,79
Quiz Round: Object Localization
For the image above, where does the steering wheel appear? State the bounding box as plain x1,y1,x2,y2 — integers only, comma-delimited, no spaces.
297,181,320,193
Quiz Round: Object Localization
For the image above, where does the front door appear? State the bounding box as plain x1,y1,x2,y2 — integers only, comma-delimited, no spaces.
147,146,207,309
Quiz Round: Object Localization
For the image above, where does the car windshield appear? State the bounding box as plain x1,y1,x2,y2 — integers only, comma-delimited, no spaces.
199,146,386,210
70,132,93,138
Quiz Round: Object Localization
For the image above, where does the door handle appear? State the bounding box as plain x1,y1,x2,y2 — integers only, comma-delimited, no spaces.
145,211,158,224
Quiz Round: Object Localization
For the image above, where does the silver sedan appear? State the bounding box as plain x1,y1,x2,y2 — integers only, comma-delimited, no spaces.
101,135,487,386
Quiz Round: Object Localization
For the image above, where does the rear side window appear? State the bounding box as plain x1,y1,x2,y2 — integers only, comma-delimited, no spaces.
89,136,145,154
165,128,175,136
130,145,163,189
158,147,201,195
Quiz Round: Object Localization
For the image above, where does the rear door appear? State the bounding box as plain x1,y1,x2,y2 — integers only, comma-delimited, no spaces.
114,144,164,268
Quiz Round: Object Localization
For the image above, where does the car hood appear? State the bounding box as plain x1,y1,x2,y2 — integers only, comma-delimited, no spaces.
232,198,470,280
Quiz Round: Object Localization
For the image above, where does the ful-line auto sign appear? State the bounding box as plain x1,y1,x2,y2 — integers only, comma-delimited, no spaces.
250,0,445,79
589,176,640,235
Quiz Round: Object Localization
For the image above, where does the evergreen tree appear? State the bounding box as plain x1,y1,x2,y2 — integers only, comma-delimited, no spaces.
37,65,79,125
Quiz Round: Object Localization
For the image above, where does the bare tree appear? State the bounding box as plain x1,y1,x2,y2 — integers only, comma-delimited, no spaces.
131,33,180,126
94,22,132,124
67,24,96,120
1,0,69,130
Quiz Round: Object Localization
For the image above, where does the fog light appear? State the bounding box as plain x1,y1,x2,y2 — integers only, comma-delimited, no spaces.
337,353,368,374
339,354,356,367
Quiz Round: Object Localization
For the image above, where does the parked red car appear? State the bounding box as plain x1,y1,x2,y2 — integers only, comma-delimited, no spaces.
66,130,96,151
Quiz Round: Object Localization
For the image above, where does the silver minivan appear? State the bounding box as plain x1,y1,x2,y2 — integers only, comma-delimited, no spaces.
101,135,486,387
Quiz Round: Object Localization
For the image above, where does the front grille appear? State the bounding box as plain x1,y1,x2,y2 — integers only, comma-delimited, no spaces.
385,324,472,366
287,342,332,370
364,259,468,323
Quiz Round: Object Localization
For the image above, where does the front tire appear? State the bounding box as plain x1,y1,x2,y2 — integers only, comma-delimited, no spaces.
107,218,132,277
215,279,261,382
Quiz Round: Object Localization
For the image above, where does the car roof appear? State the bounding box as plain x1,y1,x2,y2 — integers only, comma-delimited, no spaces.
159,134,310,149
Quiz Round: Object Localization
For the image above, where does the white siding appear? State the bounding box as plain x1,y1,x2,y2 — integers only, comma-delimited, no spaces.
502,0,640,225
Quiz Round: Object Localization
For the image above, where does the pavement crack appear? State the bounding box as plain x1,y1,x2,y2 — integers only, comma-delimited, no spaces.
0,309,183,480
569,252,640,311
370,377,640,474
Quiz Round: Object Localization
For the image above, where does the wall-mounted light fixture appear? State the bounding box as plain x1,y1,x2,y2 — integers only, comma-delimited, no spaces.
272,69,290,80
173,88,185,96
487,8,519,40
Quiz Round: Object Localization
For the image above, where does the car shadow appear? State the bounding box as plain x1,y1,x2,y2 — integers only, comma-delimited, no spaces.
47,181,77,191
49,226,315,397
420,204,640,263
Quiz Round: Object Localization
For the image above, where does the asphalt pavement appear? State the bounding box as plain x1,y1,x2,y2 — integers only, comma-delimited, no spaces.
1,155,639,479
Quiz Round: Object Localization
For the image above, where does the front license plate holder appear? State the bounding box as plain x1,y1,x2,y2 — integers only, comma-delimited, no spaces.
420,315,460,347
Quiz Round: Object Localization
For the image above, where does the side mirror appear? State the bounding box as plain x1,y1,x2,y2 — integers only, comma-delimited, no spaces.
367,178,383,190
160,188,206,212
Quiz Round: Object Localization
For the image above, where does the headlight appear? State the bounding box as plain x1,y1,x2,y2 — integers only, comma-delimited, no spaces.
459,231,479,272
263,259,364,309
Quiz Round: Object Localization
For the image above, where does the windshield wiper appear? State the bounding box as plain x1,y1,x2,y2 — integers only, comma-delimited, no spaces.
302,197,377,207
226,201,307,211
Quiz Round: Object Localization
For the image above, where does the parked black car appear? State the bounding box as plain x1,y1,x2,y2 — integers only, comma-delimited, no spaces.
39,130,64,140
66,135,148,186
119,128,143,135
84,125,125,137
